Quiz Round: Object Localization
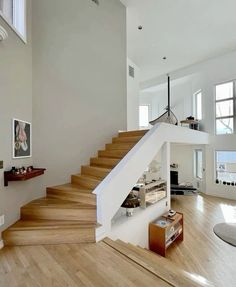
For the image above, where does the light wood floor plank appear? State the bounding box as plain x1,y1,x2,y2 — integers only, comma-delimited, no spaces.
169,194,236,287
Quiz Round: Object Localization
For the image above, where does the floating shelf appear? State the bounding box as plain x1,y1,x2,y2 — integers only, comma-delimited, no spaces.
4,168,46,187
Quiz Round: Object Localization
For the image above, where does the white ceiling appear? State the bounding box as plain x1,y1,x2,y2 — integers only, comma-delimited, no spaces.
121,0,236,83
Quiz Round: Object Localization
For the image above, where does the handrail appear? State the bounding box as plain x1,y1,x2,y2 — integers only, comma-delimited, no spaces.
94,123,209,238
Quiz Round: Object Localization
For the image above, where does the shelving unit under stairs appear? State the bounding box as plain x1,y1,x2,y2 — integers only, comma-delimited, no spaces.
138,180,166,209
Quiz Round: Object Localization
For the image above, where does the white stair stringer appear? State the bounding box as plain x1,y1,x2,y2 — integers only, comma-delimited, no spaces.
94,123,209,241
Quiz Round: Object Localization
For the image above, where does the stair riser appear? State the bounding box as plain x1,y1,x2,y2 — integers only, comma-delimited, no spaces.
81,166,110,179
21,208,96,222
3,228,95,246
112,137,142,144
105,143,135,150
118,130,148,137
98,150,128,159
47,190,96,205
90,158,120,169
71,176,100,189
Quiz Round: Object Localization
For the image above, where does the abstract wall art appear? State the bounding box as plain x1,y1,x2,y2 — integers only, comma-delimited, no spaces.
13,119,31,158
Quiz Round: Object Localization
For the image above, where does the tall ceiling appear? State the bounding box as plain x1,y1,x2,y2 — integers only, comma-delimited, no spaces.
121,0,236,83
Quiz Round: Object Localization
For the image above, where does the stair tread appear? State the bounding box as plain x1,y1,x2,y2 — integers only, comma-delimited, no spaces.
72,174,102,181
118,129,148,137
22,197,96,209
105,143,135,150
112,136,143,143
48,183,92,193
6,220,99,231
91,157,119,161
98,149,128,158
82,165,112,172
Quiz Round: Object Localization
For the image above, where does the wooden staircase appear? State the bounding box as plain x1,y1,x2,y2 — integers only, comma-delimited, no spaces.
3,130,148,246
103,238,213,287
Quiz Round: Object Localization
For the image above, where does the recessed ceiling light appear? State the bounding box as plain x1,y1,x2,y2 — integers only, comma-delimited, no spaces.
138,26,143,30
163,57,167,60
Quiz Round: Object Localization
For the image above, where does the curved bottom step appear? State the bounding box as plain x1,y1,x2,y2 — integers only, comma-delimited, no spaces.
3,220,97,246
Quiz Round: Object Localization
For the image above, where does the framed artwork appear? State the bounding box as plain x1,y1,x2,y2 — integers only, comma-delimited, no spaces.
12,119,32,158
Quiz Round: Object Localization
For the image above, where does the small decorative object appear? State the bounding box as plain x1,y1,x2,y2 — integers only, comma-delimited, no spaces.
121,192,140,217
223,181,226,185
170,163,178,169
27,166,33,172
227,182,231,185
13,119,32,158
0,25,8,41
167,209,176,217
231,182,234,186
216,179,219,184
187,116,195,120
11,167,16,174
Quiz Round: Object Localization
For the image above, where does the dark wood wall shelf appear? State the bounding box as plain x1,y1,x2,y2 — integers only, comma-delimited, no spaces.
4,168,46,187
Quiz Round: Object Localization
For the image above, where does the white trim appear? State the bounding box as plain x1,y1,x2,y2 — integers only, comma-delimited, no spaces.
139,104,150,128
0,24,8,40
193,90,202,120
0,240,4,250
0,0,27,44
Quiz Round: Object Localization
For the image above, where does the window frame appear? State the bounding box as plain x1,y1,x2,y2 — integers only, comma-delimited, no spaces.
194,149,203,180
215,150,236,184
0,0,26,43
215,80,236,135
193,90,202,120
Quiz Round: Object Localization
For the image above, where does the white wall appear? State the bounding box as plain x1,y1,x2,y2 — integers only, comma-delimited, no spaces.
127,58,140,130
32,0,127,189
0,1,42,235
141,50,236,200
171,144,194,184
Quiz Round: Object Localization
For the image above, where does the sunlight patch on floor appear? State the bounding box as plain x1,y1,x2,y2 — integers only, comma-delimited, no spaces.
196,195,204,213
188,273,212,286
220,203,236,223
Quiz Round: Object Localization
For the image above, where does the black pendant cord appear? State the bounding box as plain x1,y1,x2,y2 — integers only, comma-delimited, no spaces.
149,74,178,126
167,75,170,117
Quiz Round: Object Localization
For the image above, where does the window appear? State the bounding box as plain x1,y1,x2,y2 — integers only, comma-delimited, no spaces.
215,81,235,135
139,105,149,128
193,91,202,120
194,149,203,179
216,151,236,183
0,0,26,41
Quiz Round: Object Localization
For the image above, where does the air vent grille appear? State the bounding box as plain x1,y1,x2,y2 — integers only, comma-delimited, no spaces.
129,65,135,78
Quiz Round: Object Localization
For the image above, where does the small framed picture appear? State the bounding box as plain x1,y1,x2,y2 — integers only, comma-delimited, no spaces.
12,119,32,158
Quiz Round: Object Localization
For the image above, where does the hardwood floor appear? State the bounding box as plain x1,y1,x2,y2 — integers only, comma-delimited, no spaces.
169,194,236,287
0,194,235,286
0,241,170,287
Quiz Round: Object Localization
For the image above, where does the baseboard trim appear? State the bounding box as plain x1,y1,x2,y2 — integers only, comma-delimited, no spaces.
0,239,4,250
